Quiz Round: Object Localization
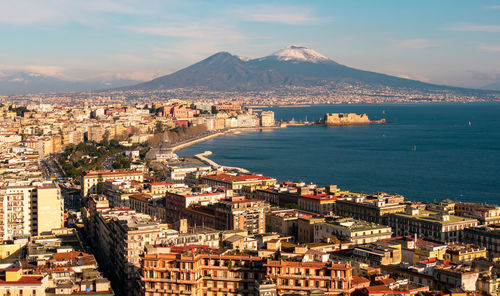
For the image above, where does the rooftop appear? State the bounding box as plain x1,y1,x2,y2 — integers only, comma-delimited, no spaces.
395,210,477,225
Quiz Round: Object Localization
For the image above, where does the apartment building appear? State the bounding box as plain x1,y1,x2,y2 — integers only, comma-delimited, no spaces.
264,260,354,295
201,173,276,191
81,169,143,197
313,217,392,244
454,202,500,225
0,181,63,241
142,245,265,296
141,245,354,296
335,193,406,224
387,206,479,243
214,196,268,234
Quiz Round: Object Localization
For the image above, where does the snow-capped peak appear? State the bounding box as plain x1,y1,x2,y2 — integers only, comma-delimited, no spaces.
271,45,330,63
236,55,251,62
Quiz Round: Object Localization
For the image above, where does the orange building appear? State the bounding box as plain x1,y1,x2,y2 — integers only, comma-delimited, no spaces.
141,245,354,296
265,260,354,296
141,245,265,296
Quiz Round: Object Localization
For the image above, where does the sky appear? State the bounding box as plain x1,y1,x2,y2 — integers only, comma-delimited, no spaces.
1,0,500,88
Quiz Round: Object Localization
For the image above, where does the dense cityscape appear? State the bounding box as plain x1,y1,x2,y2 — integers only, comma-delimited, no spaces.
0,100,499,296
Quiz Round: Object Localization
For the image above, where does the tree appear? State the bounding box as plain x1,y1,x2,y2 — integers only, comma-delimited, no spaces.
96,173,104,194
155,121,165,133
101,130,110,146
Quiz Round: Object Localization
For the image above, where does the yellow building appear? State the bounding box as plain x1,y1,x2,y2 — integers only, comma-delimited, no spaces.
0,241,26,260
33,183,64,236
0,268,47,296
445,244,487,263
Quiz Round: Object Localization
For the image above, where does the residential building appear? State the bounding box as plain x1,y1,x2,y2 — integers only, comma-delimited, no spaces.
81,169,143,197
335,193,406,224
265,209,317,238
314,217,392,244
444,244,487,263
214,196,268,234
454,202,500,225
201,173,276,191
0,181,63,241
265,260,354,295
387,206,479,243
464,225,500,253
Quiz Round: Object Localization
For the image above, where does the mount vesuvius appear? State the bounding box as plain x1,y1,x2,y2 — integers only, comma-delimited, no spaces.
124,45,480,93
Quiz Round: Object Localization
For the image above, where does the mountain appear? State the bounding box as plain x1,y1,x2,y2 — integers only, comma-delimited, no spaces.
482,81,500,91
126,45,471,92
0,72,141,95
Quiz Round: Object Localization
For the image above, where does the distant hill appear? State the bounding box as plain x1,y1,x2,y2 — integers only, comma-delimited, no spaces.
483,81,500,91
125,45,481,94
0,72,141,95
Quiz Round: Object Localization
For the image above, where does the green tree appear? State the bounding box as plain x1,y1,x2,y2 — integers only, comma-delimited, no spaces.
101,130,110,146
96,173,104,194
155,121,165,133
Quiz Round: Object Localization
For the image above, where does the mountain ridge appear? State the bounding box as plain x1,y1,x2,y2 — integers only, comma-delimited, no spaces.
125,45,484,94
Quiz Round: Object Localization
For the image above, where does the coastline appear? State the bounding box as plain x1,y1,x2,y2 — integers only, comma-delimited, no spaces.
170,126,284,153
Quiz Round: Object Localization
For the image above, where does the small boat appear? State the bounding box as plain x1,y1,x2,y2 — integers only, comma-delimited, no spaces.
468,121,472,127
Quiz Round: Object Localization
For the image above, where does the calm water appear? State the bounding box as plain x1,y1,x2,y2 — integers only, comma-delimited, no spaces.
178,103,500,203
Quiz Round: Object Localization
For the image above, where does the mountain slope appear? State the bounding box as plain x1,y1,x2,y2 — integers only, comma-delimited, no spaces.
483,81,500,91
0,72,141,95
125,45,464,92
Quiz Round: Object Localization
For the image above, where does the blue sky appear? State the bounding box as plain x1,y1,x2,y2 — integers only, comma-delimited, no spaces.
1,0,500,87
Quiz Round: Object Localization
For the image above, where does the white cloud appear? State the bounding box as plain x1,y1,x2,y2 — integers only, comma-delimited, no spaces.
487,5,500,10
0,64,65,77
478,44,500,52
235,5,327,25
125,23,245,42
396,74,430,82
448,24,500,32
0,0,151,26
397,39,439,49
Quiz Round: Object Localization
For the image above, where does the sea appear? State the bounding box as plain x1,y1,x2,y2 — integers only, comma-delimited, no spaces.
178,103,500,204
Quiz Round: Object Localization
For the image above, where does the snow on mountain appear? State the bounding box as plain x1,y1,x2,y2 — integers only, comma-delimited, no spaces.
270,45,330,63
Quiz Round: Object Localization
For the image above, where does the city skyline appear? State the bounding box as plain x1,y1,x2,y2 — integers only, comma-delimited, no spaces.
1,0,500,89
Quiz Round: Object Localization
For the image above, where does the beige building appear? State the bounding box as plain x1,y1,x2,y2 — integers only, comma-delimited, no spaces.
260,111,275,127
81,169,143,197
314,217,392,244
0,268,48,296
32,183,64,236
0,181,63,241
388,206,479,243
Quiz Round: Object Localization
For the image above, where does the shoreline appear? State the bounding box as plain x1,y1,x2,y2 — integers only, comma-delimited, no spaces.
170,126,284,153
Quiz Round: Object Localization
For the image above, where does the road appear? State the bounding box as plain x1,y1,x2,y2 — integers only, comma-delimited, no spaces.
40,155,65,179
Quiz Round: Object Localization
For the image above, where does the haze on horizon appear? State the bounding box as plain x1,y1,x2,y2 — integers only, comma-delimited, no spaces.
1,0,500,89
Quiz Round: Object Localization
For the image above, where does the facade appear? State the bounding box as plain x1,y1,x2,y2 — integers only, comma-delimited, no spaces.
141,245,354,296
314,218,392,244
214,197,268,234
260,111,275,127
201,174,276,191
0,268,47,296
335,194,406,225
265,209,317,238
445,244,487,263
433,265,479,291
264,260,354,295
454,202,500,225
0,182,63,241
81,169,143,197
141,245,265,296
297,216,326,243
387,207,479,243
464,225,500,253
298,194,338,215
